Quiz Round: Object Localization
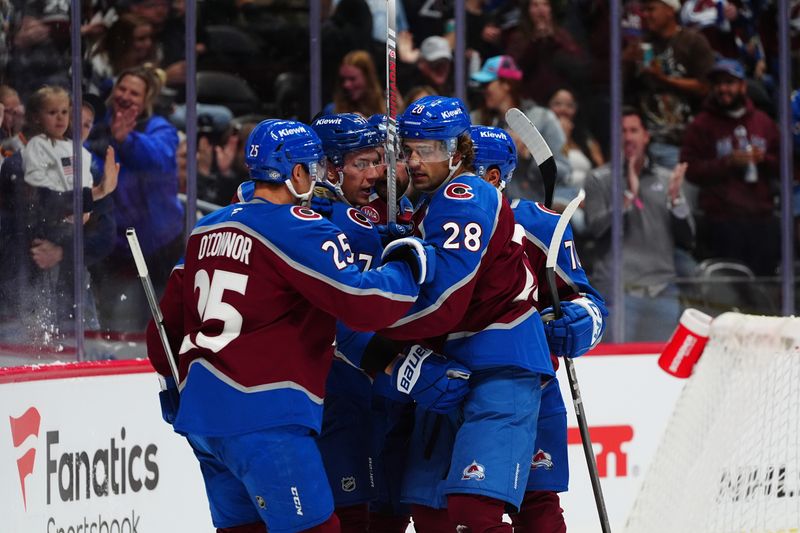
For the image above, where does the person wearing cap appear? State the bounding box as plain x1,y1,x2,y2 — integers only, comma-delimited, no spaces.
623,0,715,169
680,58,780,276
401,35,454,97
470,54,571,203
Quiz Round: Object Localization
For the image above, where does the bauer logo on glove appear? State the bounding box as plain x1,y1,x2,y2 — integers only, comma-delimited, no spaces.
392,344,471,413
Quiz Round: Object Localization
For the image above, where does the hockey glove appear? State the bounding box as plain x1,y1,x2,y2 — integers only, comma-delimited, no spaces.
310,196,334,218
542,297,606,358
381,236,436,285
391,345,471,413
372,371,413,404
158,376,180,425
376,221,413,246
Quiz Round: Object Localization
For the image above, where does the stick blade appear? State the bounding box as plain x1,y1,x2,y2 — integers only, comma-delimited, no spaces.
505,107,557,207
505,107,553,164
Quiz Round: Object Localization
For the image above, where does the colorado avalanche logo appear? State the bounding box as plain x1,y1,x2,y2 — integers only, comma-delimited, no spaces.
290,205,323,221
360,205,381,223
347,208,374,229
462,461,486,480
444,182,474,200
531,449,554,470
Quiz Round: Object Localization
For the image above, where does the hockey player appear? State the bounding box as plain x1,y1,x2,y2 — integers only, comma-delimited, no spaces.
310,113,472,532
361,113,414,232
471,124,607,532
368,96,554,532
145,119,436,533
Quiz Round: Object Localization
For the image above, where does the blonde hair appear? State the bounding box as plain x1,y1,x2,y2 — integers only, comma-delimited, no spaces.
333,50,386,116
112,63,166,119
25,85,71,139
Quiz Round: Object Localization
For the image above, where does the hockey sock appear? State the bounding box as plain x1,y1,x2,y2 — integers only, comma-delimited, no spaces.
410,503,455,533
335,503,370,533
447,494,512,533
368,512,411,533
302,513,341,532
217,522,267,533
509,490,566,533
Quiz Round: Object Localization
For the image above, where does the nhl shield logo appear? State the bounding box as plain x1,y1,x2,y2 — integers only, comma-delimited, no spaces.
255,495,266,509
462,460,486,480
531,449,554,470
341,476,357,492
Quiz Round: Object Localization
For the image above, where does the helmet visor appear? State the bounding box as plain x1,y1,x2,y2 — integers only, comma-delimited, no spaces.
400,140,453,163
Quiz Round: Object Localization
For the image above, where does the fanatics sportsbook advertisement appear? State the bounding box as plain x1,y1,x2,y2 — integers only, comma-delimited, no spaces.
1,368,214,533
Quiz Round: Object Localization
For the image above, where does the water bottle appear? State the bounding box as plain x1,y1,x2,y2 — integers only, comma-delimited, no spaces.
734,125,758,183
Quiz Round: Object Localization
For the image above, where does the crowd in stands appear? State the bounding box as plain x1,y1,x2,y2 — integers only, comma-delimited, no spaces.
0,0,796,347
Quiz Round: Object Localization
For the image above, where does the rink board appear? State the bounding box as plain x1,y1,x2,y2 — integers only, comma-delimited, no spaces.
0,344,682,532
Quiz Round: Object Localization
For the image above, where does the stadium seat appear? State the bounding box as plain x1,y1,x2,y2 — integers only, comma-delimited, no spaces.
196,71,261,117
694,258,778,315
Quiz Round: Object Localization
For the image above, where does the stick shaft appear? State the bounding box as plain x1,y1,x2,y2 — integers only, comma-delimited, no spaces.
544,193,612,532
386,0,398,223
126,228,181,386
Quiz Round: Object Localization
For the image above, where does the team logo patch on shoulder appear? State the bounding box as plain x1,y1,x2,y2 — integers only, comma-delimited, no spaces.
535,203,560,216
290,205,323,221
462,460,486,480
531,449,554,470
444,182,474,200
347,207,374,228
361,205,381,223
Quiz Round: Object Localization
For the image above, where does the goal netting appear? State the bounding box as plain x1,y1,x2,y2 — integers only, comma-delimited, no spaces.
625,312,800,533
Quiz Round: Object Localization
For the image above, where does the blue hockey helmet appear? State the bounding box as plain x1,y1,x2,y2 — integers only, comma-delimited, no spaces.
470,125,517,187
368,113,387,142
399,96,470,145
311,113,383,168
244,119,325,183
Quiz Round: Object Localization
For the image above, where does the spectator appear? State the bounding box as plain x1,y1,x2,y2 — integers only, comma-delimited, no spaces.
321,0,375,105
87,14,156,99
404,0,453,48
680,58,780,276
462,0,511,63
7,1,71,98
338,0,418,63
197,119,259,205
547,87,605,243
4,89,118,340
548,87,605,190
623,0,715,169
88,64,183,332
470,54,571,202
399,36,453,96
325,50,387,117
584,107,695,342
0,85,24,158
679,0,744,59
503,0,590,107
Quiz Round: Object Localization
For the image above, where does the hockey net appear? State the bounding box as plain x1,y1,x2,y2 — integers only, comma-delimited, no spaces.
625,312,800,533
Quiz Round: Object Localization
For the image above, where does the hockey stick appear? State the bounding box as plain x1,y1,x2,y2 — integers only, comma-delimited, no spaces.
505,108,557,208
545,190,611,533
508,110,612,532
126,228,181,387
385,0,399,223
